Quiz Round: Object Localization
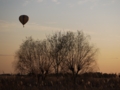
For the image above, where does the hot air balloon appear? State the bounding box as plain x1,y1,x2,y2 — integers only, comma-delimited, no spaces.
19,15,29,27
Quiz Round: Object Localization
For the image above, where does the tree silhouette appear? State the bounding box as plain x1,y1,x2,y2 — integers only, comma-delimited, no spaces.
14,30,98,82
14,37,53,81
48,31,98,83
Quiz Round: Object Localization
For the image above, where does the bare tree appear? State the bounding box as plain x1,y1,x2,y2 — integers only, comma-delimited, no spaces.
63,31,98,83
14,37,36,75
47,32,70,76
35,40,53,81
14,37,53,81
47,31,98,79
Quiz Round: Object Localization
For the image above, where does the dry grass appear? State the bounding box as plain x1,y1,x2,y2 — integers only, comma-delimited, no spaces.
0,74,120,90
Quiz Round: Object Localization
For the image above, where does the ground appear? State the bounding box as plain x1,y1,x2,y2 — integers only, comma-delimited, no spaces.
0,73,120,90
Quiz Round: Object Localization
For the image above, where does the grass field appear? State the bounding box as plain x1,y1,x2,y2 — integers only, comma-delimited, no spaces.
0,73,120,90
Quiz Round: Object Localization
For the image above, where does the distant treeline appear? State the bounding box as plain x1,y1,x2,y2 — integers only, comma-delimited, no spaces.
0,72,119,78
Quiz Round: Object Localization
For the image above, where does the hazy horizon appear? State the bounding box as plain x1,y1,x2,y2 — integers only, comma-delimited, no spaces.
0,0,120,74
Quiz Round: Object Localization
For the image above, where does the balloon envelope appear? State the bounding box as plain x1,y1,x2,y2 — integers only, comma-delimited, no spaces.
19,15,29,27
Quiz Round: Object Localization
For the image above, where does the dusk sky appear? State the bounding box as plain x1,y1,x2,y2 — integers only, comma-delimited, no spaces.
0,0,120,74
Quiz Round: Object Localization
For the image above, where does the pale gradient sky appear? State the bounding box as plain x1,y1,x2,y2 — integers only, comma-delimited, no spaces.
0,0,120,74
